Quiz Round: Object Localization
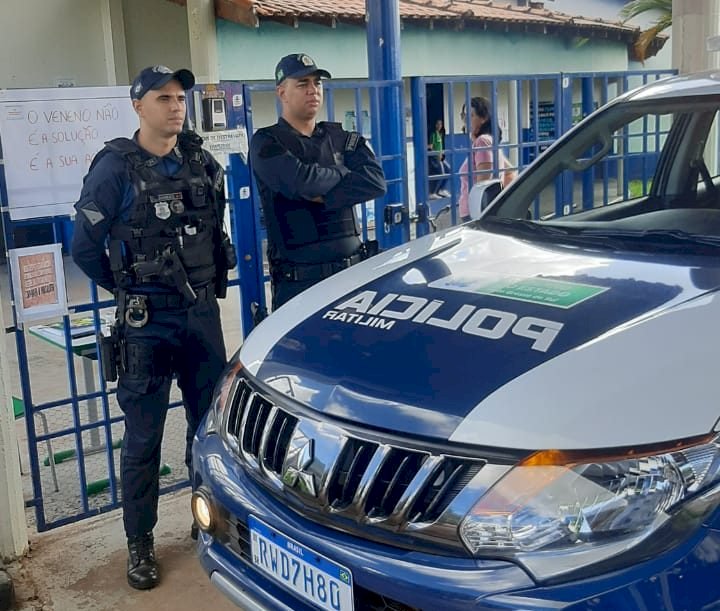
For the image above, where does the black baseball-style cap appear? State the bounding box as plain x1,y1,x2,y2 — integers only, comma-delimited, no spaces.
275,54,331,85
130,65,195,100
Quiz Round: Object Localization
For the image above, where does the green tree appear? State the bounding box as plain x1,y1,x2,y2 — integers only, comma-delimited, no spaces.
620,0,672,62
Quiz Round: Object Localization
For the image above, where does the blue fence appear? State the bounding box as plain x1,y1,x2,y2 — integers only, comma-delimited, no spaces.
411,69,675,234
0,68,674,530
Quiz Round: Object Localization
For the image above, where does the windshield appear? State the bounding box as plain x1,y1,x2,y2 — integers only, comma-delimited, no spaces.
481,95,720,254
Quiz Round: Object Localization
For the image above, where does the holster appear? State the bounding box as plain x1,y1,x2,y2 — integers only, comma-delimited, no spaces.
99,323,122,383
214,232,236,299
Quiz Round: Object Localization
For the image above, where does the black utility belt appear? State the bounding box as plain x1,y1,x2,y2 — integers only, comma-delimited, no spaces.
127,284,213,310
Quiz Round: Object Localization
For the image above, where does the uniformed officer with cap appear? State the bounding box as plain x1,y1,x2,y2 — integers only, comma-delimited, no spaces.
249,53,387,310
72,65,236,590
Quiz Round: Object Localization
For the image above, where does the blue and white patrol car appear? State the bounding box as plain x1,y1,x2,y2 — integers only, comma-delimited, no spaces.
191,71,720,610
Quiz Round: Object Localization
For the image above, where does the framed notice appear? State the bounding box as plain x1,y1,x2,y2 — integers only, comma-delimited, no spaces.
9,243,68,323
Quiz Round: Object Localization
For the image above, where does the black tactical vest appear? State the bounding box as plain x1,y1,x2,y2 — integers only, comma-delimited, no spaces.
263,122,359,257
105,134,221,290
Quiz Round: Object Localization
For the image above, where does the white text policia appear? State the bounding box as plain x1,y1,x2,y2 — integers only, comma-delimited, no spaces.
322,290,564,352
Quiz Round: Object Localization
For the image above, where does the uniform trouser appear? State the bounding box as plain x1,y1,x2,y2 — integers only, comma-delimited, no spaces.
116,294,227,538
271,276,317,310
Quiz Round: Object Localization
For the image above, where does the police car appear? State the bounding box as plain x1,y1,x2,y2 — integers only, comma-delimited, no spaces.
191,71,720,610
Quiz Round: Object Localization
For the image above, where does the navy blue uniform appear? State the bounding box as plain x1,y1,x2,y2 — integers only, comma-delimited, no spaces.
250,118,386,308
72,133,228,538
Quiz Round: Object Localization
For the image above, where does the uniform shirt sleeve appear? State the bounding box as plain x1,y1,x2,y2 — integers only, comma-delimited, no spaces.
71,152,128,292
323,135,387,210
249,129,348,200
203,150,227,218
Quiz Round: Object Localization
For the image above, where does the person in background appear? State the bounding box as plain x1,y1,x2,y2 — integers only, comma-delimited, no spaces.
427,118,451,199
72,65,236,591
458,97,516,222
249,53,387,310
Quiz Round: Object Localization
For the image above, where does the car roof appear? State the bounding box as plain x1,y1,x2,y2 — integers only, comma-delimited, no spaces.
622,70,720,103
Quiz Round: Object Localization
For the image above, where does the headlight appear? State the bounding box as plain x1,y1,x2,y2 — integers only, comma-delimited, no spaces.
204,356,243,435
460,433,720,580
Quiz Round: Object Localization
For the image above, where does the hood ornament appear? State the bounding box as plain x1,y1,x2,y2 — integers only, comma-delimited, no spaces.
282,431,317,497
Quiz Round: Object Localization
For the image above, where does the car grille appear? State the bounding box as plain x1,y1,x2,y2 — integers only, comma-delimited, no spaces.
224,378,485,536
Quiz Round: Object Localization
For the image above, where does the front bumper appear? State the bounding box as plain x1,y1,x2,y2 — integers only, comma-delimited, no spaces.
192,429,720,611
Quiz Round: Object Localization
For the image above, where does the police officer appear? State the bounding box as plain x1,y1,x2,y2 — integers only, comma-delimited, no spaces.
71,65,236,590
249,53,387,310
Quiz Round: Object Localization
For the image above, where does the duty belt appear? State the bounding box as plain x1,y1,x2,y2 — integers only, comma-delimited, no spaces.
281,253,363,283
128,284,213,310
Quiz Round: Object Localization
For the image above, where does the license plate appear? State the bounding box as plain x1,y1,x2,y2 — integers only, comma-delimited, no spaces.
248,515,354,611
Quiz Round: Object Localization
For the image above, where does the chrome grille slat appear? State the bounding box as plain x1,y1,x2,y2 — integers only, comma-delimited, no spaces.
224,377,242,436
345,445,392,517
249,397,270,455
272,414,296,472
422,462,465,518
385,455,443,528
409,458,484,524
365,449,427,521
257,406,279,478
318,435,349,504
376,454,418,516
238,391,258,455
342,442,375,503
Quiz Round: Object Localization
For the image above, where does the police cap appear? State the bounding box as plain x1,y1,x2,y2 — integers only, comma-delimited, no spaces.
130,65,195,100
275,54,331,86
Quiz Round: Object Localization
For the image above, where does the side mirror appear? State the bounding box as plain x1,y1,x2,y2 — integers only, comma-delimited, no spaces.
468,179,502,219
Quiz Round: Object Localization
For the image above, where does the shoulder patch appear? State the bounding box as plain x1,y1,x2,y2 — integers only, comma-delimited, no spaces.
345,132,360,152
213,167,224,191
78,201,106,226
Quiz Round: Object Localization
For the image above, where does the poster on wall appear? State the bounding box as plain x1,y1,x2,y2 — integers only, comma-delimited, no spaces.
0,86,137,220
9,243,68,323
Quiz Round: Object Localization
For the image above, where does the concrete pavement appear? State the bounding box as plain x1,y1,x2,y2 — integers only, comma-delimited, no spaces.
6,489,240,611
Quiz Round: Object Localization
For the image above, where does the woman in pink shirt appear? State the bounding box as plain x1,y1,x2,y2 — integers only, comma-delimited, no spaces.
458,96,515,221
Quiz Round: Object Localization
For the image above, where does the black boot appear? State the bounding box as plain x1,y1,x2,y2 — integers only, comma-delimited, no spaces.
190,520,199,541
127,532,159,590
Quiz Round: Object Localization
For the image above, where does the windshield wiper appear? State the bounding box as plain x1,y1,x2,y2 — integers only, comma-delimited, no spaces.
482,218,625,250
580,228,720,249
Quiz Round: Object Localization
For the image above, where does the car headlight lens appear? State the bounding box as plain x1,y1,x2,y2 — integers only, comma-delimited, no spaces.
460,434,720,567
204,356,243,435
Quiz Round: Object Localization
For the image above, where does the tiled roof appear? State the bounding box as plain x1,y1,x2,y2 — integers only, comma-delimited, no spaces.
250,0,458,19
171,0,667,57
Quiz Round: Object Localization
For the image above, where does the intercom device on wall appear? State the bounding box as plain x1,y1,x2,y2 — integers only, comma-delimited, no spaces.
202,96,227,131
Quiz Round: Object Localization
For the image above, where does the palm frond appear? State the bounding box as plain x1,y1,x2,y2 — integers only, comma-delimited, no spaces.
620,0,672,22
632,23,664,62
620,0,672,62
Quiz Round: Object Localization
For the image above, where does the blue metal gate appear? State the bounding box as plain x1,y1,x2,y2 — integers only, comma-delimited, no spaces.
0,86,247,531
410,69,676,235
0,68,676,531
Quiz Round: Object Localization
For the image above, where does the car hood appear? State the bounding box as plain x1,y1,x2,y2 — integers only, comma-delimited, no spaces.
240,226,720,449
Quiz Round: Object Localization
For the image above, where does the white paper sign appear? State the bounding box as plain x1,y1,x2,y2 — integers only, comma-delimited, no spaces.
201,128,248,160
0,86,136,220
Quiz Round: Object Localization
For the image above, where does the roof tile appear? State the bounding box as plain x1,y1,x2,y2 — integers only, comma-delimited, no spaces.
170,0,667,57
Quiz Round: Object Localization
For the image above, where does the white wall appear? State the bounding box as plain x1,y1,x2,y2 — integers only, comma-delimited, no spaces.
0,0,193,90
218,20,634,82
0,0,109,88
122,0,191,79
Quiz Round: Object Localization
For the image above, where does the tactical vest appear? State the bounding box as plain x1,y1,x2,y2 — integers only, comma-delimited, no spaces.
263,122,360,258
104,134,221,290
